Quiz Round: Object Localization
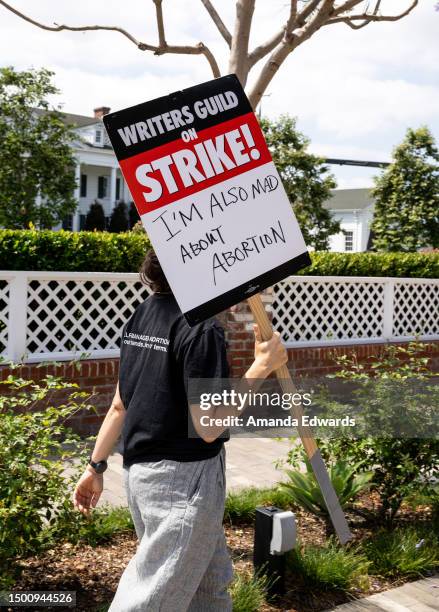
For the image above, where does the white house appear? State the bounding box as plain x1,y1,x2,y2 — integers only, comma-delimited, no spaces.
324,188,374,252
57,106,131,231
57,106,375,249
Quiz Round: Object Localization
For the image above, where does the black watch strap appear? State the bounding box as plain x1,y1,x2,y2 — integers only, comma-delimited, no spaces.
88,458,108,474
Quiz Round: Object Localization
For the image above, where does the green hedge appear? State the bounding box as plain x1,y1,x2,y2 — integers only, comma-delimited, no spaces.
298,251,439,279
0,230,150,272
0,230,437,278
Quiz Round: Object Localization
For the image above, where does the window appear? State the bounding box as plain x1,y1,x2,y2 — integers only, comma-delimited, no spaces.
95,129,102,144
80,174,87,198
116,177,121,201
344,230,354,252
98,176,108,199
79,214,87,231
62,214,73,231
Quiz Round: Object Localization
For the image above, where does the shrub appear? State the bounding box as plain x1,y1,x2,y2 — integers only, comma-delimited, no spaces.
317,342,439,521
364,526,439,577
50,504,134,547
299,251,439,278
85,201,106,231
0,229,150,272
224,487,292,524
289,540,370,591
0,229,438,276
0,362,92,585
229,571,269,612
109,201,129,233
405,484,439,519
128,201,140,228
280,454,373,519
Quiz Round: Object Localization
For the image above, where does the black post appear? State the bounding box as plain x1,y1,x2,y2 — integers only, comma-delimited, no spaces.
253,506,286,598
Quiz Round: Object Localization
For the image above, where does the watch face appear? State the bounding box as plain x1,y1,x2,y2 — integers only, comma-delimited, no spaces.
95,462,107,473
91,460,107,473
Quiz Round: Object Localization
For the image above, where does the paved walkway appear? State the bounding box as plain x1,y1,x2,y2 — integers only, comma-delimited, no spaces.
100,437,292,506
326,575,439,611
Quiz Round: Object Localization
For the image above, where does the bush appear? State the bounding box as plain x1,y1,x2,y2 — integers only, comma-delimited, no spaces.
0,229,150,272
0,362,92,585
224,487,292,524
0,229,438,276
51,504,134,547
299,251,439,278
229,571,269,612
289,540,370,591
280,454,372,519
316,342,439,521
128,201,140,228
109,201,129,233
85,201,106,232
364,526,439,577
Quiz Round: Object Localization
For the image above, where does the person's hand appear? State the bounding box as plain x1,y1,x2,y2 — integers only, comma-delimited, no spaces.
73,466,104,516
253,324,288,377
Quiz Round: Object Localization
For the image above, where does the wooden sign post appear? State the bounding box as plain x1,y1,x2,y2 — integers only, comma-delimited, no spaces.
248,294,352,544
103,74,352,544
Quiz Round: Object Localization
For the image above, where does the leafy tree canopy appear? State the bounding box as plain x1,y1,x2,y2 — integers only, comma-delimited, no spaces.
261,115,340,250
0,66,77,229
371,126,439,252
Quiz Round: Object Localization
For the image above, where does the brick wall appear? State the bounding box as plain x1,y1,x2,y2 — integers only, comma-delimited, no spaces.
2,298,438,434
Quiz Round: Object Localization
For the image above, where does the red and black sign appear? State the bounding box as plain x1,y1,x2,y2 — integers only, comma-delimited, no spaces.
104,75,311,325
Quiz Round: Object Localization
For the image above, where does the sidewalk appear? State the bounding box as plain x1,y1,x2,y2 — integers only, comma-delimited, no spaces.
326,575,439,611
100,436,292,506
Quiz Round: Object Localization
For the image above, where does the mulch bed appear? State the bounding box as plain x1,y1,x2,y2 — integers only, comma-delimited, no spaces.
8,493,434,612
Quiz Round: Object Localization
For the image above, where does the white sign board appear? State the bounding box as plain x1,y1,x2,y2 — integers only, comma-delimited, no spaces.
104,75,311,325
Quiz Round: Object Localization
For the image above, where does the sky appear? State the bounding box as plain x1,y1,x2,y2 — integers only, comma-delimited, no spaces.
0,0,438,189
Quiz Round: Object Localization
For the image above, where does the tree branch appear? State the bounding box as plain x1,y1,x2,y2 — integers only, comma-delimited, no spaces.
153,0,166,46
247,0,335,109
247,0,335,69
200,0,231,47
330,0,363,17
0,0,221,77
228,0,256,86
328,0,418,29
248,0,298,68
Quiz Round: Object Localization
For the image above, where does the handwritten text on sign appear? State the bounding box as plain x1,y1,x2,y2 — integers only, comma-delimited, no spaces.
103,76,310,324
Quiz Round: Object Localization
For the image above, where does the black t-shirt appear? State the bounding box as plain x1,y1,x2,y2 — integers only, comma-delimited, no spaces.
118,293,230,467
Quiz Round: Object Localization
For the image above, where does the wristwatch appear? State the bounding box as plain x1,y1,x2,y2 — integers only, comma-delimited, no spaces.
88,457,108,474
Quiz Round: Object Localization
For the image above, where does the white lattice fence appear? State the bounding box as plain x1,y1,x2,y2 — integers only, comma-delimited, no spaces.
1,272,438,361
393,281,439,338
2,272,150,362
273,276,439,347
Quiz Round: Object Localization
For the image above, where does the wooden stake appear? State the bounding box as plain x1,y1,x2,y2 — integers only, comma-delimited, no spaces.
247,293,352,544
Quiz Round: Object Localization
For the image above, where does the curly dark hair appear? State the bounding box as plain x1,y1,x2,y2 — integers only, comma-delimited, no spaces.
139,249,172,294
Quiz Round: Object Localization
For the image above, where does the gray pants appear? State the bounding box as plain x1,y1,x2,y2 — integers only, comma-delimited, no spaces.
109,447,233,612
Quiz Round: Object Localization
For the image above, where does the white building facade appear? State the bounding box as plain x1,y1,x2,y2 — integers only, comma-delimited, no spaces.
60,107,132,232
61,107,374,249
324,188,374,252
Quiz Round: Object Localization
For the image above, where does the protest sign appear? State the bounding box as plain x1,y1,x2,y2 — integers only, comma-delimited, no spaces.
103,74,311,325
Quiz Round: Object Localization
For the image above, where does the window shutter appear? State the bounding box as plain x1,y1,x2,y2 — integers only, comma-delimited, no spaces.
98,176,105,199
80,174,87,198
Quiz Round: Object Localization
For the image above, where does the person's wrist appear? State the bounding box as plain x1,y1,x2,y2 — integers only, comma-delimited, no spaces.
249,357,271,379
86,464,104,476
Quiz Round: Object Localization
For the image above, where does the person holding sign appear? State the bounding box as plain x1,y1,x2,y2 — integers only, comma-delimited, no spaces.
73,249,288,612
